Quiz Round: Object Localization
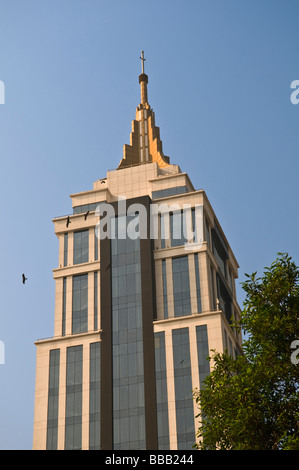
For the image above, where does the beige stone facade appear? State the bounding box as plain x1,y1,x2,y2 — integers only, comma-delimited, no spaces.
33,63,242,450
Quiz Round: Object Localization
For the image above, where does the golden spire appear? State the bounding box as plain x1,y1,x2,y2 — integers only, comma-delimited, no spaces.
117,51,170,169
139,51,148,105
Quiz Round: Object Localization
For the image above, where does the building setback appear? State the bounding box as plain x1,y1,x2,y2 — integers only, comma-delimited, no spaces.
33,54,242,450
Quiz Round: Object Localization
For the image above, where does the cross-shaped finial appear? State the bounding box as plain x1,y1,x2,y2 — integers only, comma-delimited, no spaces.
140,50,146,74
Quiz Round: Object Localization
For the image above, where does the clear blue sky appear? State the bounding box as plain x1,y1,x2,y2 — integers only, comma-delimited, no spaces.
0,0,298,449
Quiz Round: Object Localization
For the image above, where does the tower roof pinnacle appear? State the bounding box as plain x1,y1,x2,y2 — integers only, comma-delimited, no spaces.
117,52,170,169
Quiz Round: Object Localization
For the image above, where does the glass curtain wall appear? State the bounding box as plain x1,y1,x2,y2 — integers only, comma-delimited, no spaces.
154,332,170,449
46,349,60,450
172,328,195,449
65,345,83,450
111,215,146,450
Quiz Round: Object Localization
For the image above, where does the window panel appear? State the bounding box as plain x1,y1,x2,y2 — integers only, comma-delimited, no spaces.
72,274,88,334
46,349,60,450
111,215,146,450
154,332,170,450
172,328,195,450
172,256,191,317
73,230,89,265
89,342,101,449
65,345,83,450
196,325,210,388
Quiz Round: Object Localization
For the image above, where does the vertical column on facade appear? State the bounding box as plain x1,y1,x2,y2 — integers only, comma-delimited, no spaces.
57,346,66,450
164,328,177,449
82,342,90,450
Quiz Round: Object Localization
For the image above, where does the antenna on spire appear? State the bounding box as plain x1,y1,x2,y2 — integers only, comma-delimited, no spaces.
140,50,146,74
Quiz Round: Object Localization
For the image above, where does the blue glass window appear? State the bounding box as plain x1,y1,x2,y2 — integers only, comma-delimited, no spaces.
73,230,89,265
152,186,188,200
170,211,187,247
111,215,146,450
154,332,170,449
172,256,191,317
94,272,98,331
46,349,60,450
64,233,68,267
65,345,83,450
62,277,67,336
89,342,101,450
194,254,202,313
162,260,168,319
196,325,210,388
72,274,88,334
172,328,195,449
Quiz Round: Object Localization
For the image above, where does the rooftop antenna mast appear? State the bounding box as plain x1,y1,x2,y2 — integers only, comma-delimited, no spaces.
140,50,146,74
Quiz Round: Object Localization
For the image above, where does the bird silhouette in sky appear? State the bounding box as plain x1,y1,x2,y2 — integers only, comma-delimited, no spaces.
66,216,71,227
22,274,28,284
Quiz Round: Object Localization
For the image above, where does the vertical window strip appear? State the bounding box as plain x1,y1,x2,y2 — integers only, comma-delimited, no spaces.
64,233,68,267
95,229,98,261
194,254,202,313
65,345,83,450
162,260,168,319
170,211,187,247
160,214,165,249
191,208,197,244
224,329,228,352
46,349,60,450
210,266,216,311
154,332,169,450
172,256,191,317
73,230,89,265
62,277,67,336
196,325,210,388
89,342,101,450
94,272,98,331
205,217,210,247
111,215,146,450
72,274,88,334
172,328,195,450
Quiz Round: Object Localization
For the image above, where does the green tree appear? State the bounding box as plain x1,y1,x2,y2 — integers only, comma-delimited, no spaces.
194,253,299,450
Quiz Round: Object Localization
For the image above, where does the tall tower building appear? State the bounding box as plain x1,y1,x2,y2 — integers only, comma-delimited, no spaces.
33,53,242,450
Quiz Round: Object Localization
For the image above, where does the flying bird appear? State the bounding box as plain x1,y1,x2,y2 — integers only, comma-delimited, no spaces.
66,216,71,227
22,274,28,284
84,210,89,220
